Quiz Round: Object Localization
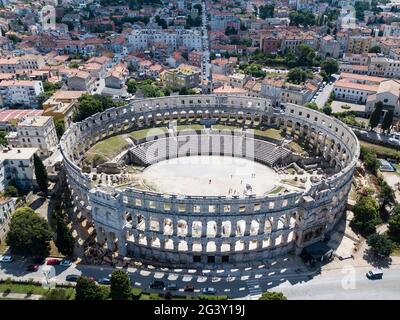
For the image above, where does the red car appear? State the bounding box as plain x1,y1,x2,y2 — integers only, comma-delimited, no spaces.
26,264,40,272
46,259,60,266
184,285,195,292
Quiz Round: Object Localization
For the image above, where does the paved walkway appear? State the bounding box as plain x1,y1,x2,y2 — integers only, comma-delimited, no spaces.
0,292,42,300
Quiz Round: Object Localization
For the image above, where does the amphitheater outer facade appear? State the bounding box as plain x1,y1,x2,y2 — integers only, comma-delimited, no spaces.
60,95,360,267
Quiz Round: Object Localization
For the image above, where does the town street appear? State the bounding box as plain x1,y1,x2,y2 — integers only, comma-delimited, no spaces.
1,256,400,299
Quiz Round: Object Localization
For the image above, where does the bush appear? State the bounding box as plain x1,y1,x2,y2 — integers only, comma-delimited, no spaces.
367,233,393,258
351,196,381,236
4,185,18,197
131,288,142,299
259,291,287,300
149,293,160,300
197,295,228,300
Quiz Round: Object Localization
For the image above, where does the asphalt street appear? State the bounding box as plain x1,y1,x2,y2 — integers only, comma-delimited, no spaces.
1,256,400,299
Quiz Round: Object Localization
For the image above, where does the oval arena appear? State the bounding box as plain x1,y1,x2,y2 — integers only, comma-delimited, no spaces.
60,95,359,267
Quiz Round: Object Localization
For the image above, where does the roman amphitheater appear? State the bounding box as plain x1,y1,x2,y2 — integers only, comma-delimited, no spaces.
60,95,359,267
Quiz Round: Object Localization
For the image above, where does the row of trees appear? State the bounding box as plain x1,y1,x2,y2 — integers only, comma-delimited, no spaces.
73,94,124,122
369,101,394,133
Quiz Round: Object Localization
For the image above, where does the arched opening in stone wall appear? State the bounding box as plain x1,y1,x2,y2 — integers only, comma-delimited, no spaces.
250,220,260,236
221,221,231,237
163,218,173,236
192,221,202,238
236,220,246,237
234,240,245,251
207,221,217,238
177,220,188,237
178,240,188,251
206,241,217,252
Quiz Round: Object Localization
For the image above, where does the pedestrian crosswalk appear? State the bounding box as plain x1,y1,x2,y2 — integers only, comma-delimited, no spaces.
246,279,262,300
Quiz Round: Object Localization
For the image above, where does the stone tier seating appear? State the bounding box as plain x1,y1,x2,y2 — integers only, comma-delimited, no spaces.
128,135,292,168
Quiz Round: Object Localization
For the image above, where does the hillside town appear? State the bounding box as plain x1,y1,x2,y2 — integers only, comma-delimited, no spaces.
0,0,399,302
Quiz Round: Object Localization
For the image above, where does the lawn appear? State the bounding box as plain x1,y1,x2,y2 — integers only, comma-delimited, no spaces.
288,141,305,154
129,127,168,140
253,128,284,141
177,124,204,131
85,135,130,163
268,185,285,194
212,124,240,131
360,141,400,159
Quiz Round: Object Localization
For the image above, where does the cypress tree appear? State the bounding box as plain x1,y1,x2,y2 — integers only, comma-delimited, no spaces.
34,153,48,194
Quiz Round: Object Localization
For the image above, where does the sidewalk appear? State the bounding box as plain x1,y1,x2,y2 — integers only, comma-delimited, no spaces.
0,292,42,300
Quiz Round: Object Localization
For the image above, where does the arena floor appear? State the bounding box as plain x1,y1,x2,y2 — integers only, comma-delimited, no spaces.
140,155,279,196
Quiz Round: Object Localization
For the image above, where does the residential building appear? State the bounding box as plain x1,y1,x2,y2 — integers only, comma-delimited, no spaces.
0,109,44,131
0,197,16,239
42,90,85,128
0,80,43,108
9,116,58,158
347,36,372,54
163,64,201,89
67,70,95,92
0,147,37,192
333,73,387,104
318,35,341,58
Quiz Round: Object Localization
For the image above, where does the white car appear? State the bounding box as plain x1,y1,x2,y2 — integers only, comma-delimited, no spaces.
60,259,72,267
0,255,14,263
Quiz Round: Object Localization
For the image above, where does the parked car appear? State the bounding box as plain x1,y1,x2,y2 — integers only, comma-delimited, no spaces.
59,259,72,267
166,283,178,291
87,276,96,282
46,259,60,266
0,256,14,263
66,274,80,282
150,280,165,289
26,264,40,272
202,287,217,295
184,284,195,292
366,270,383,280
98,277,111,285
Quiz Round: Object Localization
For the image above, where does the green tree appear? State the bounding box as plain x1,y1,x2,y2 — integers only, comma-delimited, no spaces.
369,45,381,53
41,288,72,300
259,291,288,300
381,110,394,133
75,276,104,300
369,101,383,130
322,104,332,115
388,205,400,243
287,67,310,84
55,119,65,140
6,207,52,256
367,233,392,258
54,211,75,256
259,5,275,19
321,58,339,76
4,185,18,197
110,270,131,300
0,130,8,146
34,154,48,194
73,94,119,122
351,196,381,236
225,26,238,35
378,177,395,211
296,44,316,67
304,102,319,111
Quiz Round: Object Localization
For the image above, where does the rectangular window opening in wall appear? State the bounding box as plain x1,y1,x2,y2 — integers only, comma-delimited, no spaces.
222,255,229,263
164,203,171,211
269,202,275,209
254,203,261,211
207,256,215,263
122,196,128,204
193,255,201,263
193,205,201,213
224,205,231,212
178,204,186,212
149,201,156,209
282,200,288,207
209,205,216,213
239,204,246,212
135,199,142,206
